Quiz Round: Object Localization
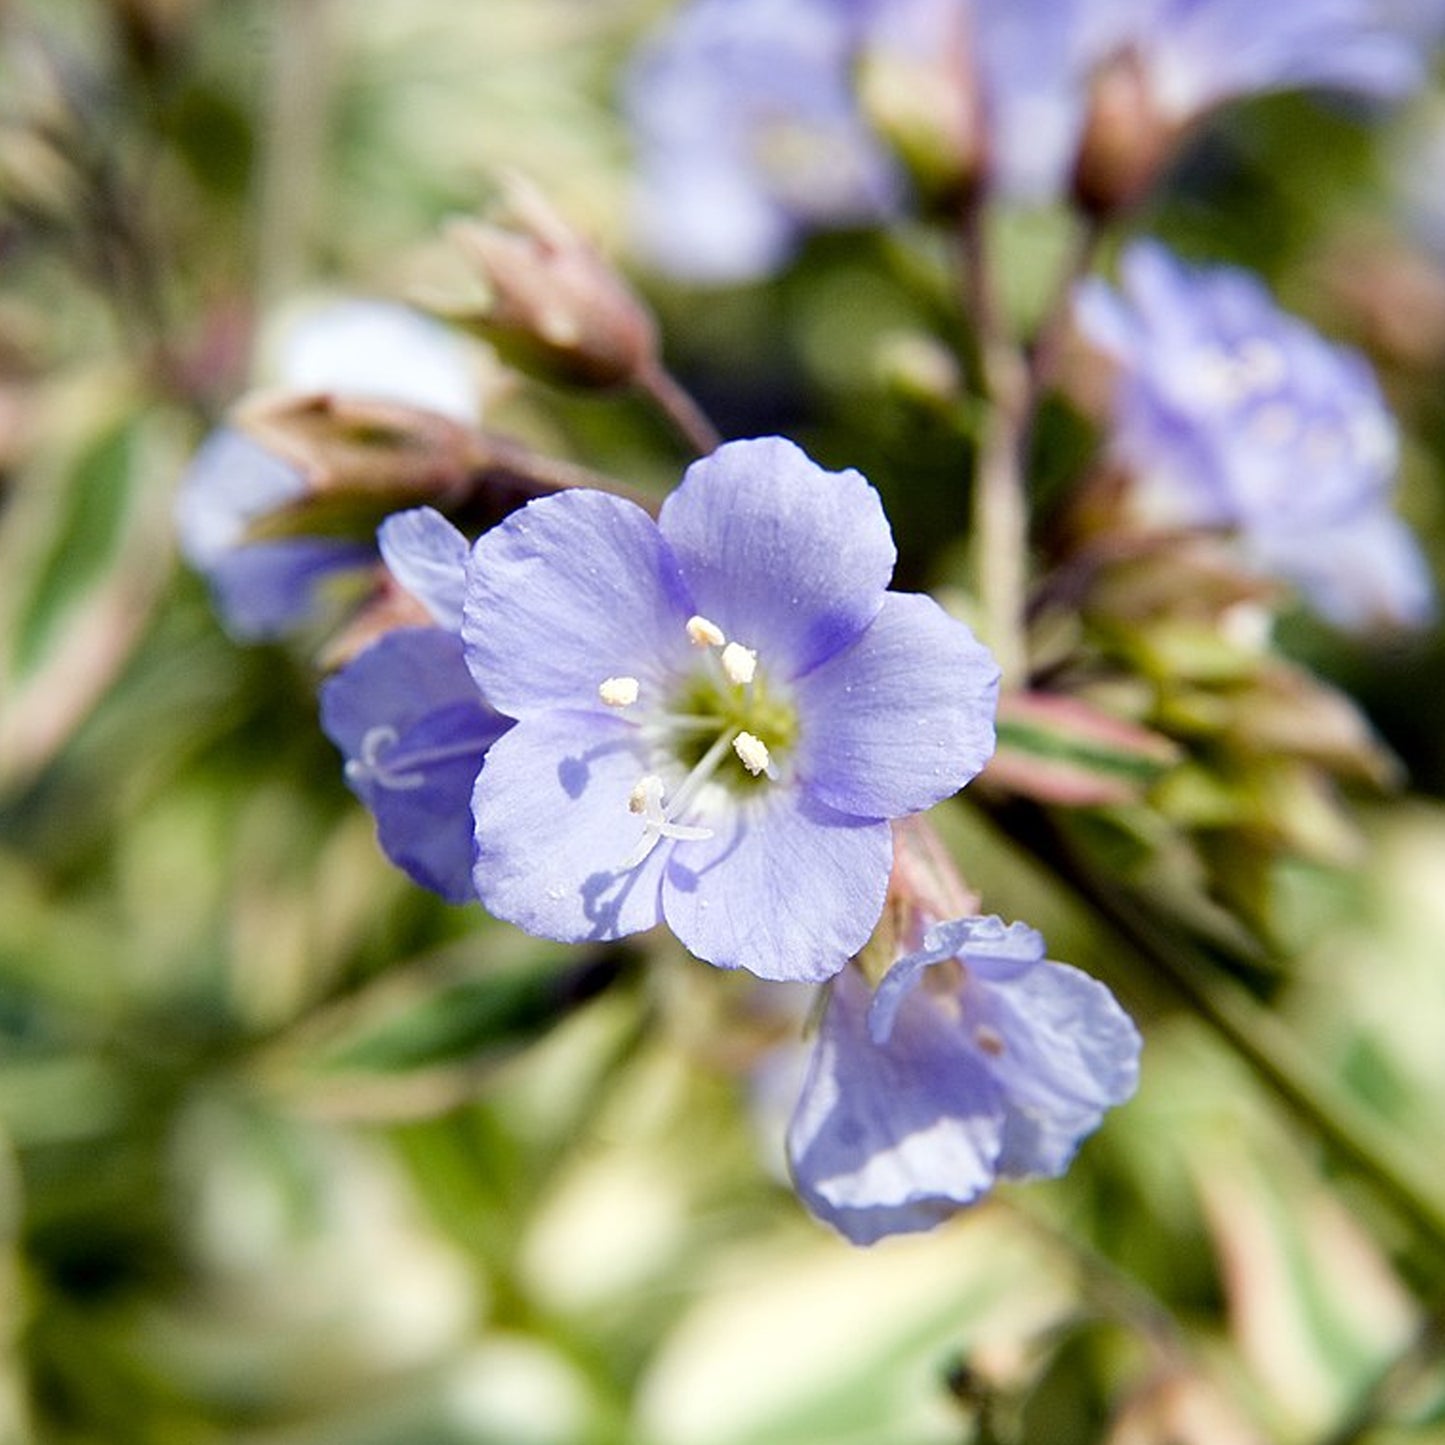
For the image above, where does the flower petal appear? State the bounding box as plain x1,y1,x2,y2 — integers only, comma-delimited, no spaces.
661,786,891,982
378,507,470,631
471,709,670,942
871,915,1045,1045
657,437,896,678
972,961,1142,1179
787,965,1004,1245
321,628,509,903
794,591,999,819
463,490,696,718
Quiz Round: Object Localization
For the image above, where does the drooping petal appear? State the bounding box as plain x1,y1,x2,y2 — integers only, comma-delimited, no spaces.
788,965,1005,1245
378,507,470,631
793,591,998,819
871,916,1047,1044
321,628,510,903
471,709,670,942
660,786,891,982
970,961,1142,1178
463,490,696,718
657,437,896,679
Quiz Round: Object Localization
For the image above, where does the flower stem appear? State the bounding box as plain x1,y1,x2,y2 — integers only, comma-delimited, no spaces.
636,358,722,456
959,204,1030,690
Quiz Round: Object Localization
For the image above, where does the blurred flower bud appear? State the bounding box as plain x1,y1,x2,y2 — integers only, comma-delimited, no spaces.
1071,48,1179,217
232,392,486,526
435,176,659,390
857,38,984,206
873,331,963,413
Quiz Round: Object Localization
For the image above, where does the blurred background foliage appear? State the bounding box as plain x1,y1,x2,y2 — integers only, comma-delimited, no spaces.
2,1,1445,1442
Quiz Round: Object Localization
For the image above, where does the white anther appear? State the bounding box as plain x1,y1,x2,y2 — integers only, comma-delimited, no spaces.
686,614,727,648
721,641,757,686
733,731,771,776
974,1025,1005,1058
599,675,640,708
621,772,713,869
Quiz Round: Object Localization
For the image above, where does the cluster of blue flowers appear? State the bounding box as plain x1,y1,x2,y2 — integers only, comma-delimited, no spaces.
627,0,1440,276
179,0,1445,1247
178,321,1141,1240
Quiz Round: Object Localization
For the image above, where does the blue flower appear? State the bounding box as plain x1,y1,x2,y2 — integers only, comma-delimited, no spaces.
462,437,999,982
321,508,510,903
1085,0,1429,129
176,301,478,639
1076,240,1434,629
624,0,899,283
787,916,1141,1245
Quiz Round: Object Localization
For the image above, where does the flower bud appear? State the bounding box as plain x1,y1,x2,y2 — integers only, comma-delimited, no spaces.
1071,49,1181,218
857,40,985,207
435,176,659,389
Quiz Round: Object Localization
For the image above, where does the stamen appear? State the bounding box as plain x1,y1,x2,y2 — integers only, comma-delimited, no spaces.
598,675,640,708
686,614,726,648
620,772,714,870
733,731,770,776
721,642,757,686
344,724,491,791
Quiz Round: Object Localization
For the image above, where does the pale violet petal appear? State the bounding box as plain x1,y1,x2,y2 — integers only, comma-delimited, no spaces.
661,787,891,982
378,507,470,631
657,437,896,679
793,592,998,819
471,710,669,942
321,628,509,903
974,961,1142,1178
463,490,695,718
787,965,1004,1246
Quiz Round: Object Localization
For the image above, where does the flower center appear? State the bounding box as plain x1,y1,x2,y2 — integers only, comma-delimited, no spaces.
598,613,801,869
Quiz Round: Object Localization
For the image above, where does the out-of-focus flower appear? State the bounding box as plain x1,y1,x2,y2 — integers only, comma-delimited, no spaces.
787,915,1140,1245
1074,240,1434,630
1074,0,1433,208
462,437,998,981
624,0,899,283
176,301,478,639
858,0,1101,203
321,508,509,903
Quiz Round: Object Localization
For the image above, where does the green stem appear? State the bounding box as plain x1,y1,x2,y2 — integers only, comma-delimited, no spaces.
959,204,1030,690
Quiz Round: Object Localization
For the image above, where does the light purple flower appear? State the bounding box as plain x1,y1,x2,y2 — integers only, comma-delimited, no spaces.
462,437,999,982
1076,240,1434,629
787,916,1141,1245
1083,0,1429,128
176,301,477,639
624,0,899,283
321,509,509,903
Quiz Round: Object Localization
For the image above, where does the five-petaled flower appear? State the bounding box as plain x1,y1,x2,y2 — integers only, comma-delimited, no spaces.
462,437,999,982
788,915,1141,1244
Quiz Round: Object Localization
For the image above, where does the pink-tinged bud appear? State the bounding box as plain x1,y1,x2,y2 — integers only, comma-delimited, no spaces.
1071,48,1181,218
438,176,659,389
